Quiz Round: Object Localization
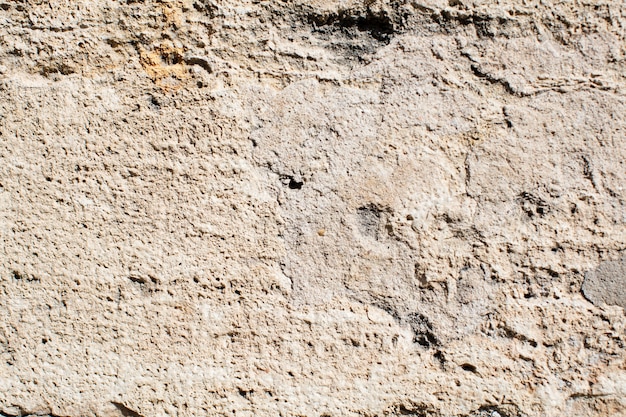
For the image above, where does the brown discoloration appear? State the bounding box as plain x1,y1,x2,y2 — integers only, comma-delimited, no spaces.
138,43,190,90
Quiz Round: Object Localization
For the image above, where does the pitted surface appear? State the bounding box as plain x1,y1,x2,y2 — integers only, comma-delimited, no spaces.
0,1,625,416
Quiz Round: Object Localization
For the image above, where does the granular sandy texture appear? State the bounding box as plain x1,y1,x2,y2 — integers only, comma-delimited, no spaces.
0,1,625,416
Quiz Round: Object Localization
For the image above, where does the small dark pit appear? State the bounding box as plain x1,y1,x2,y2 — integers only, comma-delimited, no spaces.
461,363,478,373
288,178,303,189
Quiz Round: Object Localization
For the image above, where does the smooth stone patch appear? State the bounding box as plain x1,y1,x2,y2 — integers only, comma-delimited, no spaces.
582,259,626,309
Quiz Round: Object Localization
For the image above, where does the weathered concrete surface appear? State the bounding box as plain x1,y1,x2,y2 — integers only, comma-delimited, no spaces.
0,1,625,416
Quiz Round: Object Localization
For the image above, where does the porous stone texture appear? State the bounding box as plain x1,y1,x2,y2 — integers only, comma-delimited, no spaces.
0,1,625,416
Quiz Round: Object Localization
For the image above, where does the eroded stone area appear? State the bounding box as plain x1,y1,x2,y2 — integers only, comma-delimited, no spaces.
0,1,625,416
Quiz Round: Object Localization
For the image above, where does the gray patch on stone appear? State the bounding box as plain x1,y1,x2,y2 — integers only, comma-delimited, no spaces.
357,204,383,239
582,259,626,309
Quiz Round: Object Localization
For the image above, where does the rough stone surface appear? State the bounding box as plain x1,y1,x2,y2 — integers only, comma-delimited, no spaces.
0,1,625,416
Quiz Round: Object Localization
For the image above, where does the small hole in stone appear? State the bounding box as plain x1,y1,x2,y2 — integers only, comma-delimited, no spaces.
150,96,160,108
288,178,303,189
461,363,477,373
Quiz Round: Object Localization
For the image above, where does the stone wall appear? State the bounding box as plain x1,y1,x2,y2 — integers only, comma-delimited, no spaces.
0,1,625,416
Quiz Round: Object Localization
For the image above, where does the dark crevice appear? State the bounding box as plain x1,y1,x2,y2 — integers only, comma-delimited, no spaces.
183,56,212,73
472,404,524,417
277,171,304,190
434,350,446,368
160,51,183,66
371,300,402,322
149,95,161,109
238,388,254,398
517,192,551,218
461,363,478,373
129,275,147,284
406,312,439,348
433,9,520,38
288,178,303,189
309,9,397,42
392,403,438,416
470,64,525,96
192,0,217,18
112,402,144,417
568,392,612,399
366,301,439,349
40,63,76,76
11,270,39,282
581,155,600,191
0,410,65,417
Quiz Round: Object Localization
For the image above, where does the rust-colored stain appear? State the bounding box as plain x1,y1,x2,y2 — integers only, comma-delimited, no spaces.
138,1,191,90
138,43,190,90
